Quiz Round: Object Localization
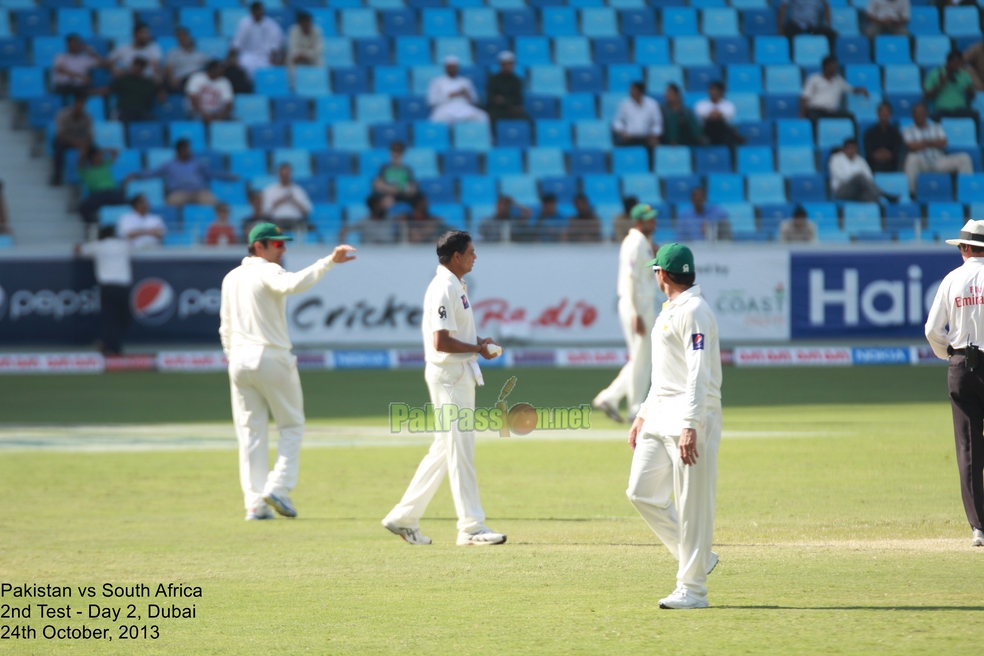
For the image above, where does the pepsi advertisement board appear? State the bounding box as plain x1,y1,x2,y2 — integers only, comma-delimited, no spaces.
0,257,238,345
790,251,962,339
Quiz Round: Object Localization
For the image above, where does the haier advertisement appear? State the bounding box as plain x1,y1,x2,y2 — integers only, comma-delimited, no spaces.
789,251,961,339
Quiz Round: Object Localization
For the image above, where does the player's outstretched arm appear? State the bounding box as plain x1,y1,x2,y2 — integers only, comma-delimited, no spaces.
331,244,357,263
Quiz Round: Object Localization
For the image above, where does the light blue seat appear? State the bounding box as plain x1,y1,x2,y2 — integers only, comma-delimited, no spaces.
111,149,142,178
218,8,247,38
874,172,910,202
144,149,174,172
515,37,551,65
530,65,567,95
272,149,312,177
461,178,497,205
580,8,618,37
874,35,911,64
395,37,432,66
793,35,828,66
234,95,271,124
600,93,623,123
830,7,859,35
422,8,459,37
8,67,43,100
57,9,94,36
777,119,814,146
335,176,373,205
323,37,354,67
883,65,920,94
555,36,592,66
845,64,881,92
737,146,774,173
702,9,738,37
486,148,523,176
341,8,378,37
168,121,206,149
727,64,762,93
707,174,745,202
754,36,790,64
958,176,984,204
198,36,230,60
944,7,982,37
316,96,352,123
942,118,977,148
542,7,578,37
404,148,439,178
655,146,692,175
582,175,620,204
374,66,409,95
621,174,661,201
178,8,216,38
647,64,684,89
719,202,755,230
575,120,610,148
229,150,268,179
765,65,801,94
293,66,330,97
94,121,126,149
332,121,370,151
98,206,129,227
97,8,133,39
729,92,760,121
413,121,450,150
32,36,63,68
291,122,329,150
308,9,337,37
453,123,491,150
747,174,786,203
536,120,573,148
847,92,881,121
909,6,940,35
435,36,473,64
527,147,566,176
634,36,671,64
562,93,598,120
818,118,855,149
358,149,390,177
126,179,165,207
673,37,711,66
355,95,393,123
662,7,698,36
778,146,816,174
613,148,650,174
209,122,247,152
972,202,984,219
254,68,290,97
607,64,643,93
915,36,951,67
843,203,882,233
462,8,498,37
411,65,443,95
499,175,538,205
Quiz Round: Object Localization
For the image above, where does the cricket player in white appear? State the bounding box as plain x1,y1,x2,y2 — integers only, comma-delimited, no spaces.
219,223,355,520
626,243,723,609
594,203,658,423
382,231,506,546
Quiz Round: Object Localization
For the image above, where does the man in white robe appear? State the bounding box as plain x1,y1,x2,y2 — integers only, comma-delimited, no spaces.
427,56,489,124
233,2,284,79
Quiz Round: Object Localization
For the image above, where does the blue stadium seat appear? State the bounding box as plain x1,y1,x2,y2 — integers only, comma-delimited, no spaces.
332,121,370,151
620,8,656,36
942,119,977,148
381,9,418,37
292,122,329,150
702,8,738,37
958,174,984,203
250,123,288,150
713,36,750,64
210,122,248,152
340,8,378,37
295,177,328,204
575,120,610,148
741,9,777,36
842,203,882,233
395,36,431,66
334,67,370,94
442,150,480,175
355,94,393,123
594,36,630,65
686,65,721,92
136,9,174,38
57,9,94,36
528,148,566,175
884,203,923,231
323,37,354,67
874,172,910,202
580,8,618,38
793,35,829,66
758,203,797,232
356,37,392,66
435,36,472,64
168,121,206,149
829,7,859,35
817,118,855,149
915,36,951,67
499,175,538,204
635,36,671,64
754,36,790,64
727,64,762,93
97,8,133,39
765,65,802,94
608,64,644,92
747,173,786,203
944,7,982,37
613,147,650,174
655,146,692,175
128,122,165,150
496,120,532,148
371,122,410,148
836,35,871,64
229,150,268,178
234,95,270,124
273,97,310,123
707,174,744,202
884,65,921,94
569,66,604,93
539,176,578,203
530,65,567,95
0,38,29,68
197,36,229,60
525,95,559,120
621,174,660,201
292,67,330,98
673,36,711,66
846,64,882,92
178,8,216,37
875,35,912,65
535,120,573,148
94,121,126,149
778,146,816,174
789,174,828,201
15,8,51,37
307,9,338,37
454,122,491,150
500,8,537,36
737,121,773,146
561,93,598,120
663,7,698,36
314,151,353,177
695,146,732,174
764,94,800,119
486,148,523,176
413,121,449,149
730,92,761,121
335,175,373,205
460,175,497,204
8,66,43,99
254,68,290,97
543,7,578,36
474,36,510,65
126,179,165,207
569,149,607,174
664,175,701,203
737,146,774,173
777,119,814,146
555,36,592,65
916,173,953,202
461,8,498,37
418,176,457,203
908,6,940,35
515,37,551,65
27,95,60,128
316,96,352,123
581,174,620,204
647,64,684,89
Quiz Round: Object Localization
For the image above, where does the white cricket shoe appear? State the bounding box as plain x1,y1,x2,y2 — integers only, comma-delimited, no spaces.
382,520,432,545
707,551,719,575
659,589,709,610
592,397,624,423
457,527,507,546
973,529,984,547
245,505,275,521
263,492,297,518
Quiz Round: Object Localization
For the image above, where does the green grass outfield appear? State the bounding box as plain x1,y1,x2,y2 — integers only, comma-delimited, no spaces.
1,365,982,655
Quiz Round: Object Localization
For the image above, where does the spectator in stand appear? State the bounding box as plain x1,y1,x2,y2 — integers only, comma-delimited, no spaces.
695,81,745,147
108,23,162,81
612,81,662,151
801,56,868,123
129,138,237,206
261,163,313,232
240,190,272,238
287,12,324,69
339,193,398,244
486,51,528,128
865,0,911,36
533,193,566,243
185,60,234,122
223,49,254,94
864,101,904,172
479,194,531,243
778,0,838,51
829,138,899,202
372,141,418,204
563,194,603,243
677,187,730,242
233,2,284,79
75,225,132,355
428,56,488,124
51,93,92,186
52,34,104,98
108,57,165,123
612,195,640,243
205,203,237,246
118,194,166,249
779,205,818,243
964,41,984,91
660,84,702,147
924,51,979,123
165,27,208,94
902,103,973,194
398,194,448,244
78,147,127,226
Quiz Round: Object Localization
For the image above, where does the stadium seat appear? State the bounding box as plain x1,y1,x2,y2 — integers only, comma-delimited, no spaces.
371,122,410,148
126,178,166,206
754,36,790,64
453,123,491,150
737,121,773,146
500,8,537,36
944,7,982,37
874,35,911,65
673,37,711,66
355,95,393,124
779,147,816,175
323,38,355,67
8,66,43,100
829,7,859,35
569,66,604,93
209,122,248,152
647,64,684,90
496,120,532,148
341,8,378,37
228,150,268,178
845,64,882,92
539,176,577,203
915,36,951,67
884,65,921,94
663,175,701,203
313,151,353,177
250,123,288,150
395,37,431,66
570,149,607,175
686,65,721,92
461,8,498,37
536,120,573,149
435,36,472,64
499,175,538,204
292,122,329,151
747,174,786,204
293,67,330,99
713,36,750,64
334,67,370,95
273,97,310,123
127,122,165,150
561,93,598,121
575,120,611,149
916,173,954,202
460,175,497,204
874,172,910,202
702,8,738,37
486,148,523,176
836,35,871,65
525,95,559,120
765,65,802,94
619,8,656,36
530,66,567,95
789,174,828,202
356,37,392,66
613,147,650,174
764,94,800,120
621,174,660,201
395,96,428,122
442,150,480,175
695,147,732,175
737,146,774,173
793,35,828,67
14,8,51,37
957,174,984,204
941,119,977,148
594,37,630,65
727,64,763,93
555,36,593,66
335,175,373,205
635,36,671,64
413,121,450,149
777,119,814,146
847,93,881,122
417,176,456,203
842,203,882,233
741,9,777,36
663,7,698,36
581,174,620,204
168,121,206,149
515,37,551,65
234,95,271,124
580,7,618,38
316,96,353,123
474,36,510,65
332,121,370,151
707,174,745,202
381,9,417,37
817,119,855,149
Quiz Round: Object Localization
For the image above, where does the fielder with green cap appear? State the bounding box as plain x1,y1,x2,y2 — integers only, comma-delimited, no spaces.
625,242,723,610
593,203,658,423
219,223,356,521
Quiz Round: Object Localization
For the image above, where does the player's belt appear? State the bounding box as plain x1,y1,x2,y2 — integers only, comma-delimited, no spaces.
948,346,969,356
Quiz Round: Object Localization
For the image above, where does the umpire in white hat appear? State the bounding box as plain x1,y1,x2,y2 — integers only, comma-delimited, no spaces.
925,219,984,547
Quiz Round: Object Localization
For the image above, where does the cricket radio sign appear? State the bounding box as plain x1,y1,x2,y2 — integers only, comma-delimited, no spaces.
389,377,592,436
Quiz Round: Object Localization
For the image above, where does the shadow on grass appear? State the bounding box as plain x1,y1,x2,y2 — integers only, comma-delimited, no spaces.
716,606,984,612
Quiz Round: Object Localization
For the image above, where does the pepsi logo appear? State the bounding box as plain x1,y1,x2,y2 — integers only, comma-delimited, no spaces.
131,278,176,326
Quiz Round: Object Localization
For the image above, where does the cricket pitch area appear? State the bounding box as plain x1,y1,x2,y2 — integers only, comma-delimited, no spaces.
0,365,981,654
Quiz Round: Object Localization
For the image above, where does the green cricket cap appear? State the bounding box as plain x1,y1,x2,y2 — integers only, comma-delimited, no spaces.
248,222,293,244
629,203,657,221
645,243,694,274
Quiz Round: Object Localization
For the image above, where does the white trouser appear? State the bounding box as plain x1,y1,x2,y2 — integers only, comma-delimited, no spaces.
904,153,973,193
626,406,722,600
228,346,305,510
238,52,272,79
385,361,486,533
429,101,490,124
596,300,654,418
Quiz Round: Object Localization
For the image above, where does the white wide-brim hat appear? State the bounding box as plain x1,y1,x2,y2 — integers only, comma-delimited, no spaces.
945,220,984,246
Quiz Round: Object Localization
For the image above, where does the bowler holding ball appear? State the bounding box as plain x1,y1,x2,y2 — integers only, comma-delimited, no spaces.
382,231,507,546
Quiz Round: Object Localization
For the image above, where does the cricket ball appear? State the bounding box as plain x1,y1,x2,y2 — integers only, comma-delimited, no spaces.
507,403,538,436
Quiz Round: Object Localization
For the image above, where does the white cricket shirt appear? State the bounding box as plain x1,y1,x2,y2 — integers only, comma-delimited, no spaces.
422,265,478,366
79,238,132,286
926,257,984,359
617,228,657,318
637,284,722,435
219,255,335,354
